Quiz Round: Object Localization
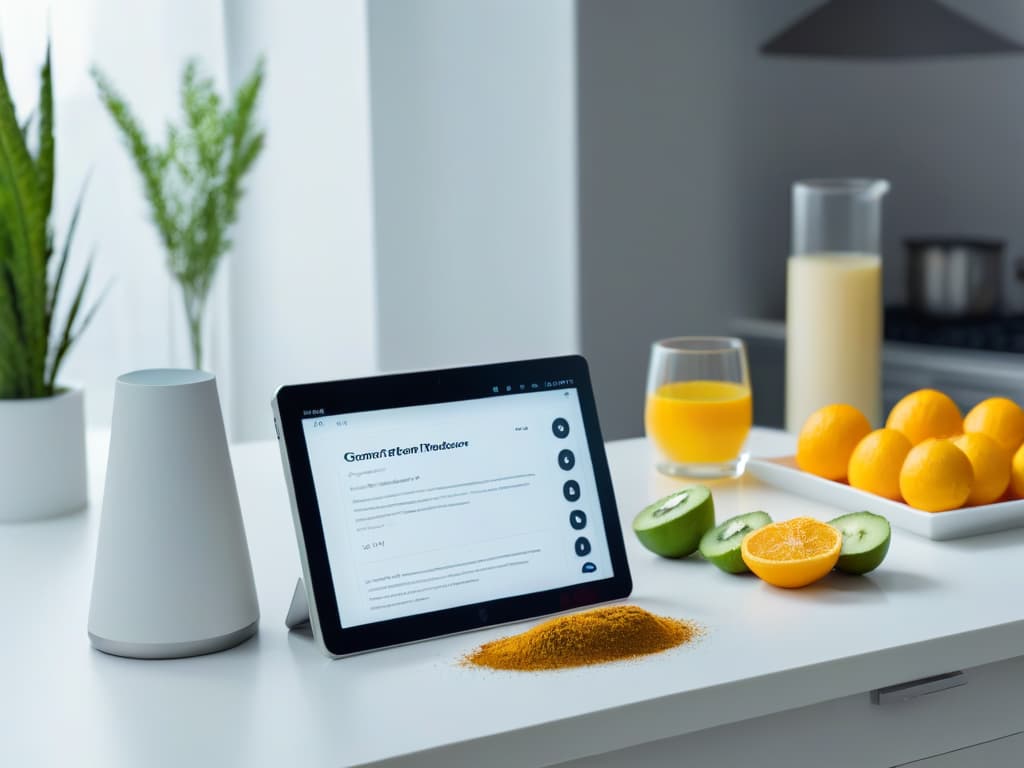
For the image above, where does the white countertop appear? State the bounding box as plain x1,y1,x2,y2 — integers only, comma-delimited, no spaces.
5,429,1024,767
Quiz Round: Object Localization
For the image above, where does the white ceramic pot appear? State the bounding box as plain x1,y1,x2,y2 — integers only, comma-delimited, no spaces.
0,387,88,522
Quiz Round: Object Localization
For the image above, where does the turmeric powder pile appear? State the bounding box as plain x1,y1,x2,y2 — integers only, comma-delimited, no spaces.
463,605,700,671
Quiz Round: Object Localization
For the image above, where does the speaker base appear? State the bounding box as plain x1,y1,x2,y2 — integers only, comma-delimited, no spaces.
89,620,258,660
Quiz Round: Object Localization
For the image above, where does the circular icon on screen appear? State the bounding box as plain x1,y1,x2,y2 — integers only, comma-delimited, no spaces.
574,537,592,557
563,480,580,502
558,449,575,471
551,418,570,439
569,509,587,530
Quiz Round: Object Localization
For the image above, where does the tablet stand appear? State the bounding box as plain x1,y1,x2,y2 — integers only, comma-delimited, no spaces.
285,578,311,630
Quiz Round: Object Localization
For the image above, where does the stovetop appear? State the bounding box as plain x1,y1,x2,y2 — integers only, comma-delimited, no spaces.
885,308,1024,354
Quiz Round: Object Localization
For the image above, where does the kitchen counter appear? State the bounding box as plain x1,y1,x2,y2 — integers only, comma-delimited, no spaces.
733,316,1024,378
4,429,1024,767
733,316,1024,429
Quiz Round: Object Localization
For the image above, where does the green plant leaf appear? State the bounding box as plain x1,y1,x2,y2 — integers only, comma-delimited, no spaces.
47,174,88,328
0,40,104,398
45,249,107,392
37,42,54,229
95,56,265,370
0,45,47,396
0,263,29,397
93,66,177,254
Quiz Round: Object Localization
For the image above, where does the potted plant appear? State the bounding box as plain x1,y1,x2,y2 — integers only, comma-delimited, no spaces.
0,44,102,521
93,59,265,370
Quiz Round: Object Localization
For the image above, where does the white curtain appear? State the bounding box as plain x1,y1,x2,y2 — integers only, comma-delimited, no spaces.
0,0,378,440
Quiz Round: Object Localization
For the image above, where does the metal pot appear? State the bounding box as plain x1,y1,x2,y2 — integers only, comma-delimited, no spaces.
905,238,1004,318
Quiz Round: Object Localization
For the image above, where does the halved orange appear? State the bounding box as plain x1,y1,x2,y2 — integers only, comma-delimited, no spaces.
740,517,841,588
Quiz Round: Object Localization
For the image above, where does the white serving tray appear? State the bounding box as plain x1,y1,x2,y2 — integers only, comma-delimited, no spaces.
748,455,1024,541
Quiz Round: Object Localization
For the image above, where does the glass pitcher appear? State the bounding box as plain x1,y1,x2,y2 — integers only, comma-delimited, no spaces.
785,178,889,433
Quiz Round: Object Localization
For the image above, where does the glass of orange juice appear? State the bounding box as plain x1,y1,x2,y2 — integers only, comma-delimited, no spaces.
645,337,753,478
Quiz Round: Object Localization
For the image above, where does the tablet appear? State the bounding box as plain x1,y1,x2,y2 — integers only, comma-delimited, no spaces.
272,355,632,658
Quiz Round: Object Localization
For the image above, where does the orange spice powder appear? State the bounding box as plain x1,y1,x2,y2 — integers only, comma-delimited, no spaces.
463,605,701,671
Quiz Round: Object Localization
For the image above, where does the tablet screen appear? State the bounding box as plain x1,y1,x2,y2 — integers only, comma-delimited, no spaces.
301,386,614,628
275,355,631,656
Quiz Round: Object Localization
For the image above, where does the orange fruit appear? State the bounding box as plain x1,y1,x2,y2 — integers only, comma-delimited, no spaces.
952,433,1011,506
796,404,872,481
885,389,962,445
740,517,842,588
899,438,974,512
1011,443,1024,499
847,428,913,501
963,398,1024,453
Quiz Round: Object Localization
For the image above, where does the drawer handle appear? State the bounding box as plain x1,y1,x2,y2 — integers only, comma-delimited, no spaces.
871,671,966,705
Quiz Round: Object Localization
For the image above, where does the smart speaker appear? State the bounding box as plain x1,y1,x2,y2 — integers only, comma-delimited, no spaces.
88,369,259,658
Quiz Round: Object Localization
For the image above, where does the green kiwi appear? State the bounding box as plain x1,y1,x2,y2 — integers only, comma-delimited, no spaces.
699,511,773,573
828,511,891,575
632,486,715,558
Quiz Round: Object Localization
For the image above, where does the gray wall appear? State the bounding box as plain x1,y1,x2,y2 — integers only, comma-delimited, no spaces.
368,0,578,373
578,1,747,439
579,0,1024,439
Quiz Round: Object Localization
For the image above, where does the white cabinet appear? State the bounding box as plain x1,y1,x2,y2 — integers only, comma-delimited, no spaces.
554,656,1024,768
906,733,1024,767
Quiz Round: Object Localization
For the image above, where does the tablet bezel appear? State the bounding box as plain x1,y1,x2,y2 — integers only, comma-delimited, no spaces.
272,355,632,657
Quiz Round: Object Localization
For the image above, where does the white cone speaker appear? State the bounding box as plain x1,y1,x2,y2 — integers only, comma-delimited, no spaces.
88,369,259,658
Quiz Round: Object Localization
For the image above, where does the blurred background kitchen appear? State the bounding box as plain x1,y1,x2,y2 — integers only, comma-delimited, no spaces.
4,0,1024,441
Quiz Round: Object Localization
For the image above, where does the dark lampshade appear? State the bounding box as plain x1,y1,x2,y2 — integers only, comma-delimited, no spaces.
762,0,1024,58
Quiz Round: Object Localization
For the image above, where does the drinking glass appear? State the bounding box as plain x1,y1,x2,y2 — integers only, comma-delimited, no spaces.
645,337,753,478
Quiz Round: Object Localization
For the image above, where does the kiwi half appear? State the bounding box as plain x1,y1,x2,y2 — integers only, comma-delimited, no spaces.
632,486,715,558
828,511,891,575
699,511,773,573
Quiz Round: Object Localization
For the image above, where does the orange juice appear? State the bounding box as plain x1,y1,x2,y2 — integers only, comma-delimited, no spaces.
645,380,752,463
